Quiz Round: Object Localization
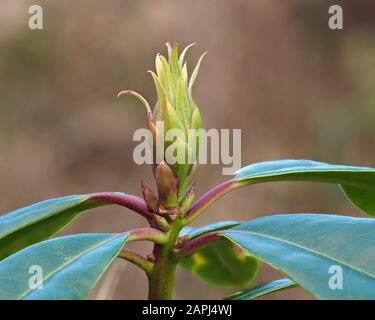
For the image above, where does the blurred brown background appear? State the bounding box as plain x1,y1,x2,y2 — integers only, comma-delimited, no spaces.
0,0,374,299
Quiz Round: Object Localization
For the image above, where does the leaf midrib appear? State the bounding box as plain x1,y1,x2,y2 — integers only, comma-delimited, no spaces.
0,197,87,240
223,229,375,280
237,169,375,190
18,234,121,300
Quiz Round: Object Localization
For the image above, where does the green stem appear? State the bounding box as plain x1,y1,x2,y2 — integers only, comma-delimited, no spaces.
147,245,178,300
147,222,182,300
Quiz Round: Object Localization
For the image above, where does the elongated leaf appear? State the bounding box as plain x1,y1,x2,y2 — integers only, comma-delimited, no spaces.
179,221,258,287
224,278,296,300
0,192,135,260
235,160,375,216
221,214,375,299
180,220,239,240
0,233,127,299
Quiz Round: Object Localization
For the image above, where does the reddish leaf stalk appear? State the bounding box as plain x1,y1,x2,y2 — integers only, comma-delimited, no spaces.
89,192,152,218
89,192,169,230
176,231,222,257
127,228,168,244
184,179,238,223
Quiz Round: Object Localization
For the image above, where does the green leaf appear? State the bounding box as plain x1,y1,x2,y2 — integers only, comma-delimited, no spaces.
221,214,375,299
0,193,127,260
0,233,127,299
179,221,258,287
180,220,240,240
235,160,375,216
224,278,296,300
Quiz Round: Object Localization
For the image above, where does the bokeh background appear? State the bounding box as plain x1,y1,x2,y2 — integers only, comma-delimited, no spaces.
0,0,374,299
